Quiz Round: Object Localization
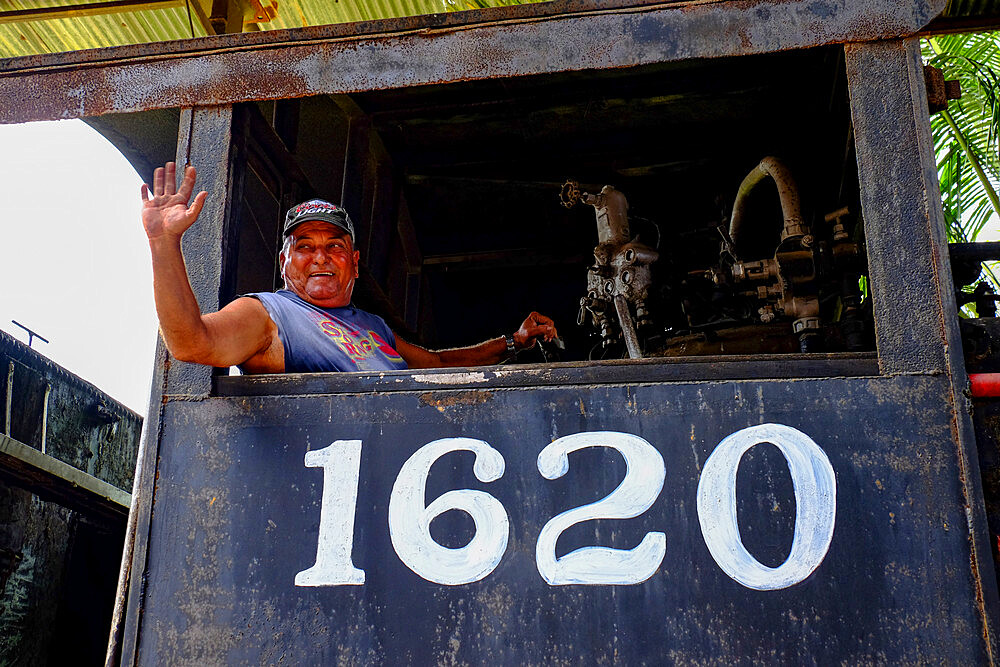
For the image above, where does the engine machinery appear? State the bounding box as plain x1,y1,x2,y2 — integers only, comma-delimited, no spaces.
566,157,871,359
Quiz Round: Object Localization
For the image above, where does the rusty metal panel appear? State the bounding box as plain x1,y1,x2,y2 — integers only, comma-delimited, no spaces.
0,0,948,124
130,373,994,663
0,330,142,489
844,43,1000,652
0,0,947,70
113,103,239,667
844,41,1000,653
847,39,953,376
0,333,140,665
169,105,236,398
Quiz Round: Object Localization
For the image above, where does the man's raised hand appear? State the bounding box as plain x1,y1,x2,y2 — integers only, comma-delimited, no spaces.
141,162,208,241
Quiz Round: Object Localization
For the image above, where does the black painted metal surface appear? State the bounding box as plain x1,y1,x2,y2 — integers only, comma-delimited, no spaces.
214,354,879,396
93,17,996,667
0,331,141,665
136,374,991,664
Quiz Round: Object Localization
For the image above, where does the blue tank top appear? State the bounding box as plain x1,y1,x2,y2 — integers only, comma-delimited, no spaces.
247,290,408,373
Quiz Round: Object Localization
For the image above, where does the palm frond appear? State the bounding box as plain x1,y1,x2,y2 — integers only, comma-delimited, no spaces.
922,32,1000,250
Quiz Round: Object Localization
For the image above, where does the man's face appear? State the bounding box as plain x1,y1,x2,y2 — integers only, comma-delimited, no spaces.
280,220,359,308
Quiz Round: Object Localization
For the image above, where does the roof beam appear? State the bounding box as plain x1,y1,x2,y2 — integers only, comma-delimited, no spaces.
919,15,1000,34
0,433,130,521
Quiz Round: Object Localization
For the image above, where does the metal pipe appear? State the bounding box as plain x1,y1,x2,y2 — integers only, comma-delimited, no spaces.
5,362,12,436
613,295,643,359
969,373,1000,398
583,186,631,246
729,156,807,249
40,384,51,455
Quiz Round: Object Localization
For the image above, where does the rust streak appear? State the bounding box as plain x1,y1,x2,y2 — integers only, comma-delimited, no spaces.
419,391,492,408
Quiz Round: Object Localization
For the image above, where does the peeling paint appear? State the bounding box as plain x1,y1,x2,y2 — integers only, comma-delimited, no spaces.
413,372,487,385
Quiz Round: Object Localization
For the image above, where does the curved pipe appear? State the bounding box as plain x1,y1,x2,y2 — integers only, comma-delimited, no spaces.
729,156,806,250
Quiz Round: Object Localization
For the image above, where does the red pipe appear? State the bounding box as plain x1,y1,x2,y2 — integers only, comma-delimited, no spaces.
969,373,1000,397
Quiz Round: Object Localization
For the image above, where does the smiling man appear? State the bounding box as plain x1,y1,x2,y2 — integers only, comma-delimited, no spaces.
142,162,558,372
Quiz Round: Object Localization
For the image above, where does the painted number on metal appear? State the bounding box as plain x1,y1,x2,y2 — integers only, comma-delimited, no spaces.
295,424,836,590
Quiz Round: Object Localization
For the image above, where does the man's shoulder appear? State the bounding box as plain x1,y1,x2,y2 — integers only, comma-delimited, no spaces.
239,290,300,311
236,292,390,337
243,289,289,301
223,294,274,318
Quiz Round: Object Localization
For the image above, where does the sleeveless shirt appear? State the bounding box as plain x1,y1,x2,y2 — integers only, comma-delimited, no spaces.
247,290,408,372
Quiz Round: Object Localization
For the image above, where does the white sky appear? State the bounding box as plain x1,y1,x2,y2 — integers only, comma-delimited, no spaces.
0,119,156,414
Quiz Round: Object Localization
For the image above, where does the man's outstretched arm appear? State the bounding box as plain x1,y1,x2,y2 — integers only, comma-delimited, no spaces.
143,162,274,367
395,312,558,369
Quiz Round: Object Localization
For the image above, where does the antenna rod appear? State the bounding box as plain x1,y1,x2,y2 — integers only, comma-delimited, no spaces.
11,320,49,348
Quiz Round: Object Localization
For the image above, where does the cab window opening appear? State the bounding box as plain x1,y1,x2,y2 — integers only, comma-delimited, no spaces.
223,47,871,373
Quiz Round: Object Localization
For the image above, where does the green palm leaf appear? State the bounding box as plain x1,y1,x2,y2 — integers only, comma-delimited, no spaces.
923,32,1000,243
922,32,1000,311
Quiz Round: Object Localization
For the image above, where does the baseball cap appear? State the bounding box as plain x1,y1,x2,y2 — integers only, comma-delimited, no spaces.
283,199,355,243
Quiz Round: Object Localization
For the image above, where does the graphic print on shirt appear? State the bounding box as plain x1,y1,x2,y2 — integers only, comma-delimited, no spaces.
307,310,405,370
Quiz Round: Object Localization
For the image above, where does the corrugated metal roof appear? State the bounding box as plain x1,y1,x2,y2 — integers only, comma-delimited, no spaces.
0,0,543,58
1,1,196,57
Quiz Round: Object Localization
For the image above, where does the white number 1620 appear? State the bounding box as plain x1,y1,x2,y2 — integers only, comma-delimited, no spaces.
294,424,836,591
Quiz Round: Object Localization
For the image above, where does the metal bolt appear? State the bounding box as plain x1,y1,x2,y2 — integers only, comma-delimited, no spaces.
793,316,821,333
